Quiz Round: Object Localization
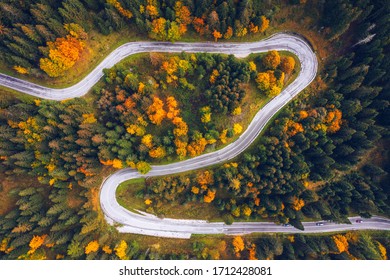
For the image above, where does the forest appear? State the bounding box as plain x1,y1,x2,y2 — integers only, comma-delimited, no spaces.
0,0,389,260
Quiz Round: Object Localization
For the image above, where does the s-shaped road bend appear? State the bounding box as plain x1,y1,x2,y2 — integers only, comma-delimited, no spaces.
0,33,389,238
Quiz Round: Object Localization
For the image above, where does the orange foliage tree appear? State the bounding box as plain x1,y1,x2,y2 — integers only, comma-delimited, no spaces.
85,240,99,254
166,96,180,119
172,117,188,137
13,65,28,74
106,0,133,19
291,197,305,211
147,97,167,125
187,138,208,157
259,16,269,33
280,56,296,75
149,146,166,158
175,1,192,26
224,26,233,39
332,234,349,253
204,189,216,203
39,24,86,77
248,244,258,260
232,236,245,257
192,17,207,35
262,50,281,70
28,235,47,255
213,30,222,42
256,70,283,97
325,109,342,133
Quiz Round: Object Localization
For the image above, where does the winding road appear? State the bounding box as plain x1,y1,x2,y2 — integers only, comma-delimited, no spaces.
1,33,389,238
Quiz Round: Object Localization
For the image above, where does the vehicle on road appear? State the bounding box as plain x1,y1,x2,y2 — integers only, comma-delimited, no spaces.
356,219,363,223
316,222,324,226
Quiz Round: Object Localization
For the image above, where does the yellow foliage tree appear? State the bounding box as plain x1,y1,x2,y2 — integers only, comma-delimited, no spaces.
174,138,187,157
291,197,305,211
106,0,133,18
85,240,99,254
112,159,123,169
13,65,28,74
242,205,252,217
232,107,242,116
172,117,188,137
233,123,243,135
375,241,387,260
147,97,167,125
332,234,349,253
259,16,270,33
115,240,128,260
28,235,47,255
82,113,97,124
136,161,151,174
232,236,245,257
149,146,166,158
248,61,257,72
127,124,146,136
141,134,153,148
256,72,270,91
40,25,86,77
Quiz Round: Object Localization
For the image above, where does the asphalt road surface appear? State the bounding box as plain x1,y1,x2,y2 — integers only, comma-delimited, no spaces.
1,33,389,238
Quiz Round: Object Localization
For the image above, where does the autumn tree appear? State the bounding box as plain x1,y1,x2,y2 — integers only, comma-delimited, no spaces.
136,161,151,174
259,16,270,33
85,240,99,254
224,26,233,39
106,0,133,19
280,56,296,75
147,97,166,125
232,236,245,257
28,235,47,255
213,30,222,42
192,17,207,35
39,24,87,77
115,240,128,260
262,50,281,70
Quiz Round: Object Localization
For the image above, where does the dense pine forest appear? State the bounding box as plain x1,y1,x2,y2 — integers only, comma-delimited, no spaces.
0,0,389,260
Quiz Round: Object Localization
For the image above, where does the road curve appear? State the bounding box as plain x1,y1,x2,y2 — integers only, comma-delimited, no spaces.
1,33,389,238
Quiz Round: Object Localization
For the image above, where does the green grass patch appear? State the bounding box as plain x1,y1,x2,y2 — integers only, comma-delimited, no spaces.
116,178,146,213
